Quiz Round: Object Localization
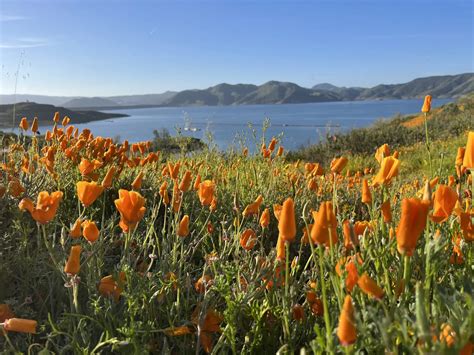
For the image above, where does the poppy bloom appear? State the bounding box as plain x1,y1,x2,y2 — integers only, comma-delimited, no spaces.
198,180,215,206
240,229,257,250
381,200,392,223
98,272,126,302
335,256,360,292
69,218,82,238
82,220,100,243
243,195,263,217
361,179,372,204
8,179,25,198
278,198,296,243
459,209,474,242
193,174,201,190
292,304,305,321
19,191,63,224
372,156,400,186
357,273,384,299
3,318,37,334
421,95,432,113
396,198,430,256
273,204,282,221
177,215,190,237
330,157,348,174
131,171,144,190
260,208,270,228
277,146,284,157
159,181,170,205
455,147,465,166
19,117,29,131
101,166,116,189
191,307,223,353
76,181,104,207
342,220,359,250
31,117,38,133
337,295,357,346
430,185,458,223
310,201,338,247
462,131,474,169
375,144,390,164
114,189,146,232
179,170,193,192
439,323,456,347
0,304,14,323
64,245,82,275
195,275,213,293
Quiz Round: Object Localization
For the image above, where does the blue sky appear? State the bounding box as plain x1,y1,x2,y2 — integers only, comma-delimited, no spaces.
0,0,472,96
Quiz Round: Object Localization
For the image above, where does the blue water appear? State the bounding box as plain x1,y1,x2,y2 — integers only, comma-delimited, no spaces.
9,99,453,151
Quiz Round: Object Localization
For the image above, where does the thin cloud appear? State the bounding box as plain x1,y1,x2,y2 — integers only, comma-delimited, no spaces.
0,15,29,22
0,37,51,49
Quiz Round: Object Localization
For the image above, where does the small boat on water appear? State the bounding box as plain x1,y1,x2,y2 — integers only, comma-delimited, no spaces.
183,112,201,132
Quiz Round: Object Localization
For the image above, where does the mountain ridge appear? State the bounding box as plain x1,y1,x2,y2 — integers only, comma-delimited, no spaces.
1,73,472,108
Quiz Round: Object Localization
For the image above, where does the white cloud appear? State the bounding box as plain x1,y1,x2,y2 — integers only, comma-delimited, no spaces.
0,38,50,49
0,15,29,22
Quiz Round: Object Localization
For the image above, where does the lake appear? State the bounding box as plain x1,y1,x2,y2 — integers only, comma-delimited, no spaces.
13,99,454,151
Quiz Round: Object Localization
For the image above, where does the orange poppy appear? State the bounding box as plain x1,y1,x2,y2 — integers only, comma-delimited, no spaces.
177,215,190,237
98,272,126,302
455,147,465,166
191,307,223,353
330,157,348,174
243,195,263,217
131,171,144,190
375,144,390,164
396,198,430,256
3,318,37,334
372,156,400,186
82,220,100,243
114,189,146,232
278,198,296,243
381,200,392,223
276,235,286,261
240,229,257,250
69,218,82,238
19,117,29,131
31,117,38,133
19,191,63,224
198,180,215,206
64,245,82,275
260,208,270,228
459,208,474,241
462,131,474,169
76,181,104,207
430,185,458,223
292,304,305,321
195,275,213,293
179,170,193,192
335,256,360,292
101,166,116,189
310,201,338,248
361,179,372,204
337,295,356,346
421,95,432,113
357,273,384,299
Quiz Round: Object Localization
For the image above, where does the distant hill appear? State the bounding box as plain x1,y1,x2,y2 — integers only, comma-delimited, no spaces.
1,73,472,108
63,97,120,108
312,73,474,100
0,102,128,128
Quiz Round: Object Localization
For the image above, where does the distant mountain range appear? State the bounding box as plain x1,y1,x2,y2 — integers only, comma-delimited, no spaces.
1,73,472,109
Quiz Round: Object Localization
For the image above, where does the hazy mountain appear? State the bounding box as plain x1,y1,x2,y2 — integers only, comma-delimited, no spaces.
0,102,127,128
63,97,120,108
0,94,78,106
1,73,472,108
312,73,474,100
235,81,340,104
108,91,177,106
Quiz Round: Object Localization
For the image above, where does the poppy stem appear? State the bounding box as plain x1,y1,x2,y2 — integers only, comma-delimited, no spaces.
402,254,411,299
423,113,432,176
318,245,333,352
283,241,291,343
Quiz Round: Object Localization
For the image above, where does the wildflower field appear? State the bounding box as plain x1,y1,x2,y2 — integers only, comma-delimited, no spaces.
0,96,473,354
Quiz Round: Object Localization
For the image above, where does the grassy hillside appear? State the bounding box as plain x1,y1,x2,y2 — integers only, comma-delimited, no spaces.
0,97,472,354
